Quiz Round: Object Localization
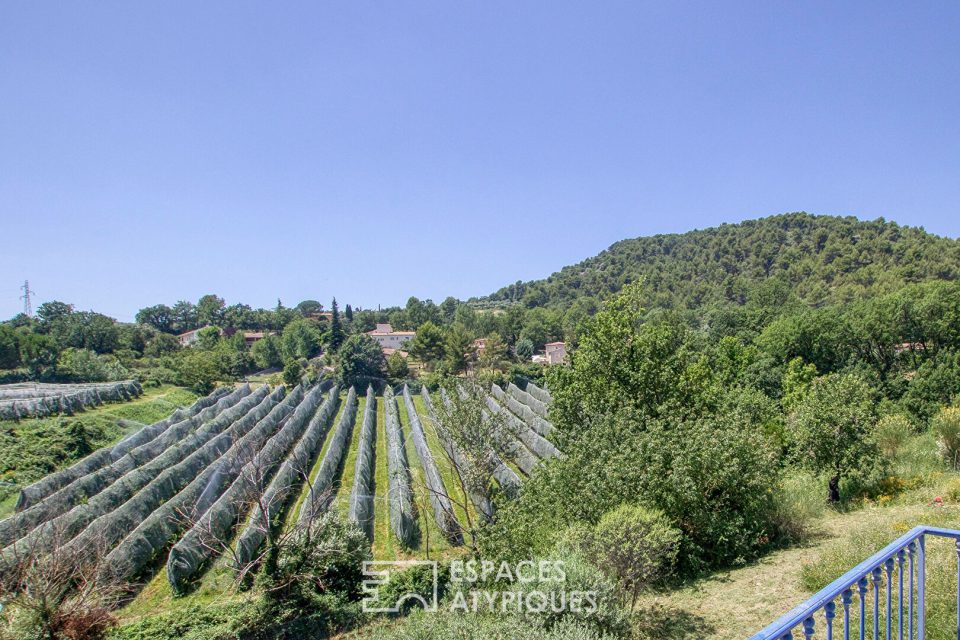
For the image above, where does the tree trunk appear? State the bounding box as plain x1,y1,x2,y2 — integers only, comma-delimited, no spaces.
828,474,841,503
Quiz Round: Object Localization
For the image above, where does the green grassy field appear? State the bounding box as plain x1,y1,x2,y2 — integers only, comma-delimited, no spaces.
633,474,960,639
0,384,198,518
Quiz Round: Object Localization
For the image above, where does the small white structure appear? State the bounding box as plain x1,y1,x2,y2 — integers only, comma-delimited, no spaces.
176,328,203,347
533,341,567,365
367,323,416,350
544,341,567,365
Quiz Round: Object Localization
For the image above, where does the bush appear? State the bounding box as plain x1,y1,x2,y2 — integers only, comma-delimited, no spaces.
874,414,913,458
282,359,304,387
481,410,780,574
508,554,632,638
268,511,372,603
932,407,960,469
559,504,680,606
386,352,410,383
769,470,826,542
362,612,619,640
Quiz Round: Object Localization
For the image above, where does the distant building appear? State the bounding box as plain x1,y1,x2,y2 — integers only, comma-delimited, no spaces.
473,338,487,354
545,341,567,364
367,323,416,350
533,341,567,365
242,331,273,347
178,327,272,348
176,327,209,347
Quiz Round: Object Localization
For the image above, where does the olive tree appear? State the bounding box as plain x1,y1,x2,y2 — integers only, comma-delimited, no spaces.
788,373,879,502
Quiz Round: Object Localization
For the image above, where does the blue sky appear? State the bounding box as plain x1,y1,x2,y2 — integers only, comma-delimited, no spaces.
1,2,958,321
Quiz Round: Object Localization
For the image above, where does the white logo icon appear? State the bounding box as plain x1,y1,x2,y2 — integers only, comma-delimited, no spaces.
361,560,439,613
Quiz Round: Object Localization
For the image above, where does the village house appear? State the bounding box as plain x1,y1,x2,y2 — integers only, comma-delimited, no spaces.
177,327,273,347
533,341,567,365
367,323,416,351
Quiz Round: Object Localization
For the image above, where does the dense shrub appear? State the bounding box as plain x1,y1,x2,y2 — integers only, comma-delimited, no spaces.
362,613,619,640
769,470,826,542
874,414,913,458
932,407,960,469
559,504,680,605
481,409,780,573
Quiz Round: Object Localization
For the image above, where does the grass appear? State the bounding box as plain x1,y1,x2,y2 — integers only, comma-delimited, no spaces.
0,384,198,518
633,467,960,639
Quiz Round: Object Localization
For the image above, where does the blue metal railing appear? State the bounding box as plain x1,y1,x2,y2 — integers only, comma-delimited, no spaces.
750,525,960,640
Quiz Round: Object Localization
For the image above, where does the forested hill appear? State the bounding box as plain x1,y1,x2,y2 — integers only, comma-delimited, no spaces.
483,213,960,313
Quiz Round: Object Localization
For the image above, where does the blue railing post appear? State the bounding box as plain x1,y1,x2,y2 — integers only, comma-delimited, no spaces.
909,541,916,640
919,534,926,639
843,588,853,640
885,558,893,640
872,566,882,640
825,600,836,640
897,549,905,640
859,576,869,639
956,538,960,640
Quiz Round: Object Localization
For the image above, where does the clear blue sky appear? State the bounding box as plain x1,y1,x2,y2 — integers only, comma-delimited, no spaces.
2,2,958,321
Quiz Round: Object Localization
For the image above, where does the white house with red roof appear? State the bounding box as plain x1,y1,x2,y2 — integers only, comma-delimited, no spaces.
367,323,416,351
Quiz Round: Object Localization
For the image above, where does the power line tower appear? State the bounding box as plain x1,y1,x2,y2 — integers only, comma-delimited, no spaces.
20,280,35,317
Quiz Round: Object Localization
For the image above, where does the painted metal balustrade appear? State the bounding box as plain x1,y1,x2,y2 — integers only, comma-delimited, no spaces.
750,526,960,640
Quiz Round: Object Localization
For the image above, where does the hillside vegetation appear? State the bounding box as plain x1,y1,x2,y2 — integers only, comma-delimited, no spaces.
485,213,960,316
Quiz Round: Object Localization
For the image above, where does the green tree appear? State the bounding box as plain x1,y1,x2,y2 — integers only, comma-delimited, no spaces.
932,407,960,469
408,321,446,368
196,294,226,327
295,300,323,316
251,335,283,369
386,351,410,383
49,312,119,354
337,334,386,388
329,298,345,352
143,332,180,357
477,333,508,370
18,332,58,379
281,319,321,361
36,301,75,326
283,359,304,387
56,348,121,382
135,304,175,333
514,337,534,361
194,326,222,350
0,325,20,369
444,323,473,373
781,357,818,411
788,373,879,502
564,504,681,606
170,300,198,333
176,349,226,393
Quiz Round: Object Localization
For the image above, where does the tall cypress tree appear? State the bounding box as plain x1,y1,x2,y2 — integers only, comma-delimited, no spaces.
345,303,354,322
330,297,345,352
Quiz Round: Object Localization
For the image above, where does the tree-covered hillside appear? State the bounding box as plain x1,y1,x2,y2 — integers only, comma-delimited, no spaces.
484,213,960,313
